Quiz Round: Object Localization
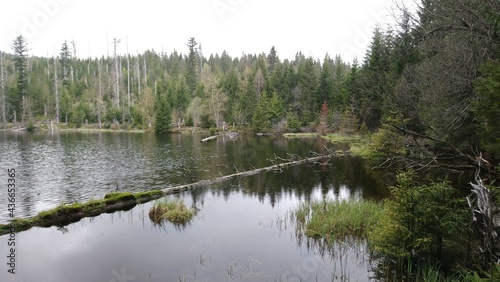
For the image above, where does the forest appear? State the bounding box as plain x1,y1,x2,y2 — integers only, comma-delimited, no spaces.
1,0,499,182
0,0,498,174
1,0,500,278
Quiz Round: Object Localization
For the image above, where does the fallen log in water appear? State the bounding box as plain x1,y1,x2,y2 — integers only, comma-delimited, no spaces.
161,153,337,195
0,153,340,235
200,135,218,142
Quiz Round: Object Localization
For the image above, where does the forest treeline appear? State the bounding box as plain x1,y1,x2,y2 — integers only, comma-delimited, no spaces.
0,0,499,172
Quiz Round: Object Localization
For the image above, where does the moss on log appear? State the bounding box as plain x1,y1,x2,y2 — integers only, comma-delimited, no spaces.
0,190,165,235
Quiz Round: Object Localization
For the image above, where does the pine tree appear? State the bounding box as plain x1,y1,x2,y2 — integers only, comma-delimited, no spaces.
11,35,29,116
155,94,171,133
186,37,198,94
267,46,279,75
316,55,334,109
60,41,71,89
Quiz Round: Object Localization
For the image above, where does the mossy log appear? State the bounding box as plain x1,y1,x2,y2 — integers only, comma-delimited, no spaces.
0,190,165,235
0,153,339,235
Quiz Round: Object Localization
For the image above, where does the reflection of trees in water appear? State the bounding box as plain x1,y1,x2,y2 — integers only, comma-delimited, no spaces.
185,155,387,209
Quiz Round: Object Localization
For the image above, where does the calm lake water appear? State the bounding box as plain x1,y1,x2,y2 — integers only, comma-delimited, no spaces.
0,131,387,281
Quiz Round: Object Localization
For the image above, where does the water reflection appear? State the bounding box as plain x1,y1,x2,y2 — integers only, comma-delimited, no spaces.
0,132,386,223
0,176,376,281
0,132,387,281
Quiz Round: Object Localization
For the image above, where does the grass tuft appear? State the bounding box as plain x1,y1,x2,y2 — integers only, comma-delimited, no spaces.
292,199,384,240
149,199,195,225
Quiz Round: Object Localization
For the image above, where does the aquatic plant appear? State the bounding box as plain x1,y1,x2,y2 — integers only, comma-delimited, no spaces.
292,199,383,241
149,199,195,225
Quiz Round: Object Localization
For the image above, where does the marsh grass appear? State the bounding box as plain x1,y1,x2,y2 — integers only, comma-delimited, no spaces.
320,133,385,159
292,199,384,241
149,199,195,226
321,133,365,143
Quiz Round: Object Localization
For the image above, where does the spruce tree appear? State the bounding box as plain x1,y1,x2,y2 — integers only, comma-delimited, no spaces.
59,41,71,89
186,37,198,94
11,35,29,114
155,94,171,133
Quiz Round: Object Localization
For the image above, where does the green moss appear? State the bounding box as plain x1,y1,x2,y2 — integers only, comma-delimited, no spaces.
0,190,167,235
0,224,10,234
11,217,33,229
104,192,136,205
81,199,106,213
135,190,164,203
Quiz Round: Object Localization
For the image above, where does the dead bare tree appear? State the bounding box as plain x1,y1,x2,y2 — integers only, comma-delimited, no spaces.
54,56,60,124
111,37,121,109
467,156,500,269
0,52,6,127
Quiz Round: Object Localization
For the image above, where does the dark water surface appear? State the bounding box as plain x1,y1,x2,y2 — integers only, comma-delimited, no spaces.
0,131,386,281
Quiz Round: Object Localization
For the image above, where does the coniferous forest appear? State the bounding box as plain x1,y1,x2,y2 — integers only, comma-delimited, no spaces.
1,0,500,278
1,1,499,178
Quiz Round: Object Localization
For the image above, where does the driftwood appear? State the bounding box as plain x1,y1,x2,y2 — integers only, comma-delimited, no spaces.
467,162,500,268
11,127,26,131
200,135,218,142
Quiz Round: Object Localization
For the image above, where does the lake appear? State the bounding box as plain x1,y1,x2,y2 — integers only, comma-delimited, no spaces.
0,131,387,281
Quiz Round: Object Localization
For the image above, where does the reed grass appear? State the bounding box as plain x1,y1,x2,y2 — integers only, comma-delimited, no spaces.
149,199,195,225
292,199,384,240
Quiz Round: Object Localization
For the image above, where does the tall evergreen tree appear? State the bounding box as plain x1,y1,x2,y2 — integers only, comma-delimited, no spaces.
316,55,334,108
60,40,71,89
267,46,279,75
11,35,29,115
186,37,198,94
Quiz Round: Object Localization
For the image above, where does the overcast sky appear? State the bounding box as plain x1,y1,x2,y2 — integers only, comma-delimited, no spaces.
1,0,413,63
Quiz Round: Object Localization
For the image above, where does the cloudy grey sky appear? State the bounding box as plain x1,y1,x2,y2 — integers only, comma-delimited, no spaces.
1,0,413,62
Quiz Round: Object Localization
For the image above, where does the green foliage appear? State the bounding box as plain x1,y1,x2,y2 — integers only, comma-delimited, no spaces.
186,37,198,93
11,35,28,113
154,94,171,134
474,61,500,157
252,91,283,133
72,103,87,127
369,171,468,263
370,114,406,156
286,111,301,132
200,114,215,129
185,115,193,127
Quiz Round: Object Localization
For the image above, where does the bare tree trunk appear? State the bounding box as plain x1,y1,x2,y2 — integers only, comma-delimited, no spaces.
70,39,77,58
127,38,130,109
0,52,6,127
54,57,60,124
136,54,141,97
112,38,121,109
467,162,500,269
210,84,219,127
143,55,147,87
97,59,102,129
